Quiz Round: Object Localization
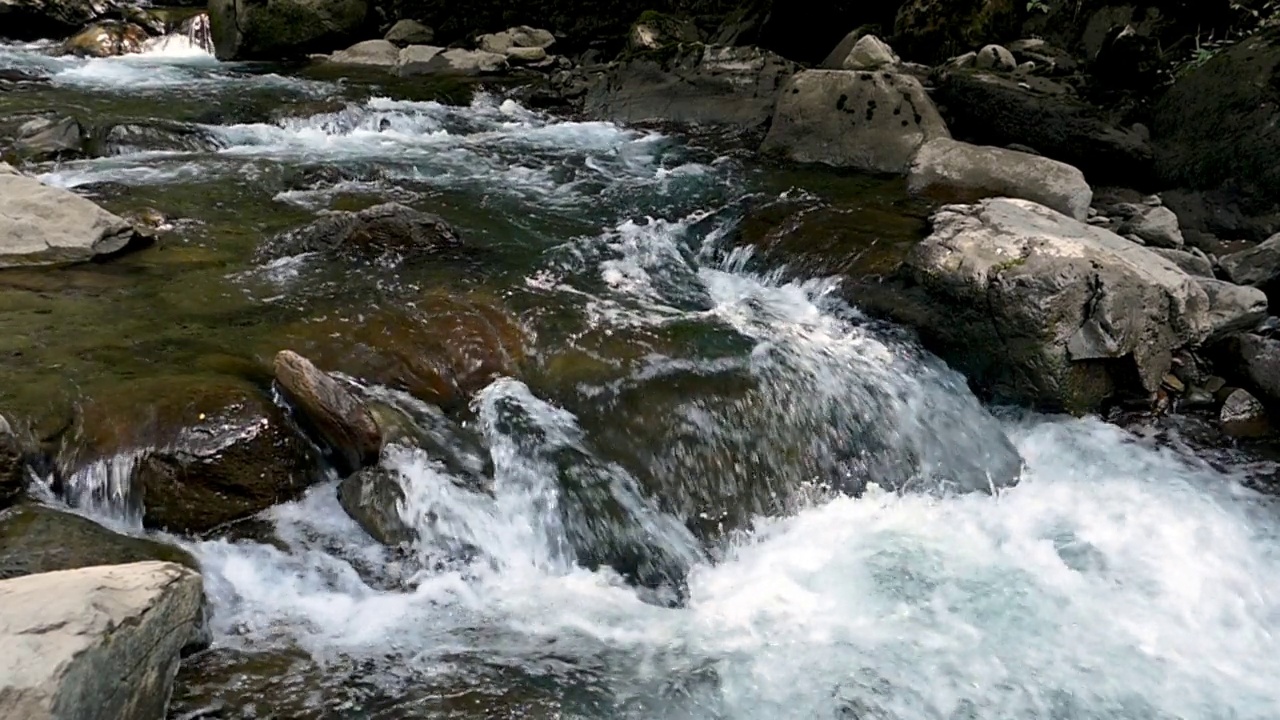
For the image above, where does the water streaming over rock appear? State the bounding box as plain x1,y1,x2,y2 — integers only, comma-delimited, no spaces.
3,41,1280,719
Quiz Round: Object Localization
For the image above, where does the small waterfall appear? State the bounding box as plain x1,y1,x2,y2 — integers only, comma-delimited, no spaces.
58,449,147,527
141,13,213,56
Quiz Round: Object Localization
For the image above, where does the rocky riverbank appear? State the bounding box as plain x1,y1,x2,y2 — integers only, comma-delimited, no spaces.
5,1,1280,716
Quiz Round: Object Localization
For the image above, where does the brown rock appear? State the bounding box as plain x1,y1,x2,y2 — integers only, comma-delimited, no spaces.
273,350,383,473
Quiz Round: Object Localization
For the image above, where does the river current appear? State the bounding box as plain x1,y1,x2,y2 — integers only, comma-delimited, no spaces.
3,37,1280,720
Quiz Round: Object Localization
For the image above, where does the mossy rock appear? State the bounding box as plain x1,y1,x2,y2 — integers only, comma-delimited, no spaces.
0,503,198,581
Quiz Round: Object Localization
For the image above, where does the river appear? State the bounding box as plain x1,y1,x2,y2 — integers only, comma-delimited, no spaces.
2,36,1280,720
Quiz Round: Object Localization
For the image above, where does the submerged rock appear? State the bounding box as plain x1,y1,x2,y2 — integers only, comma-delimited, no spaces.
0,561,206,720
207,0,368,60
907,137,1092,220
761,69,949,174
0,169,148,268
583,44,796,129
259,202,463,262
327,38,399,67
7,114,88,162
59,20,149,57
384,18,433,46
101,120,223,155
274,350,383,474
861,198,1213,413
0,504,197,580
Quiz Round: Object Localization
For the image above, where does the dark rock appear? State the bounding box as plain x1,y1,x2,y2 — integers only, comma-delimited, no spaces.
0,0,127,41
258,202,462,262
583,44,796,130
1219,233,1280,294
627,11,699,51
1161,187,1280,245
1228,333,1280,405
761,69,949,174
0,504,197,581
338,465,414,546
892,0,1019,65
934,70,1153,187
1195,278,1268,343
100,120,223,155
7,115,88,163
0,418,26,509
59,20,150,57
383,18,433,46
207,0,369,60
274,350,383,474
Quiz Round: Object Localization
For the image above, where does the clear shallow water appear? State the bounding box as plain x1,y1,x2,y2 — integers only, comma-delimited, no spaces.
4,40,1280,720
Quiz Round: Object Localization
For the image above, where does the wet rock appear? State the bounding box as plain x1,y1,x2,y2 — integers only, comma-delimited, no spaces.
627,11,698,51
0,170,147,268
934,70,1153,187
274,350,382,474
59,20,149,57
861,198,1212,413
835,34,899,71
761,69,949,174
1221,389,1269,438
0,0,127,41
0,504,197,580
338,465,413,546
101,120,223,155
1219,232,1280,291
907,137,1091,220
1,418,26,509
583,44,796,129
974,44,1015,71
1120,205,1184,249
477,25,554,54
7,115,88,162
1229,334,1280,405
0,561,206,720
383,18,433,47
1150,247,1213,278
327,38,399,67
1195,278,1268,343
259,202,462,262
394,46,506,76
207,0,368,60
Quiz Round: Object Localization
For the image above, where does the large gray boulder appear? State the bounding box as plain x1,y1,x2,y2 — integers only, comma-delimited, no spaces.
0,504,198,580
1194,278,1267,342
327,38,399,67
0,561,206,720
394,46,506,76
761,69,949,174
6,115,88,162
476,25,554,54
1227,333,1280,405
1219,232,1280,290
207,0,368,61
861,198,1213,413
0,169,146,268
583,45,797,129
383,18,432,47
907,138,1092,220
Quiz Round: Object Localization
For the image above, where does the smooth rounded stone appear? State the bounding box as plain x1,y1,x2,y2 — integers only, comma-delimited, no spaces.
1150,247,1213,277
1194,278,1268,342
1219,232,1280,288
505,45,548,64
628,11,699,51
207,0,369,60
0,561,206,720
383,18,433,47
394,43,442,74
477,25,555,54
1220,389,1269,438
841,34,898,70
1120,205,1184,248
975,43,1016,71
583,44,797,129
6,114,87,162
327,38,399,66
338,465,414,546
761,69,950,174
274,350,383,474
0,504,198,581
258,201,462,262
860,198,1214,413
0,170,146,268
907,137,1092,220
59,20,149,57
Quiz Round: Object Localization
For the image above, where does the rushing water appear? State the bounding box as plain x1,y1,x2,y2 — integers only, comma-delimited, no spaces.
4,37,1280,720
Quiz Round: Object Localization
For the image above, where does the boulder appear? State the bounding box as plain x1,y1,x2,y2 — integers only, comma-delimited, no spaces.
820,28,864,69
258,202,462,262
207,0,368,60
860,198,1212,413
840,34,899,70
394,47,506,76
1195,278,1268,343
338,465,413,546
101,120,223,155
69,374,320,535
383,18,433,46
0,0,126,41
1,420,26,509
0,561,206,720
505,46,548,64
1151,247,1213,278
1219,233,1280,293
0,504,197,581
1220,389,1268,438
1228,334,1280,405
934,70,1153,187
907,137,1092,220
7,115,88,162
1120,205,1184,249
627,11,698,51
0,170,147,268
273,350,383,474
59,20,149,57
327,38,400,67
476,25,554,54
583,44,797,129
760,69,950,174
974,43,1015,71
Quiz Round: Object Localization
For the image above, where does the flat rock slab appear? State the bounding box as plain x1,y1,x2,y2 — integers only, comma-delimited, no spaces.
0,171,144,268
0,561,206,720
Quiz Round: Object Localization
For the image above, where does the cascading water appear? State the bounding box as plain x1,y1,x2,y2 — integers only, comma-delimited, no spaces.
2,42,1279,720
